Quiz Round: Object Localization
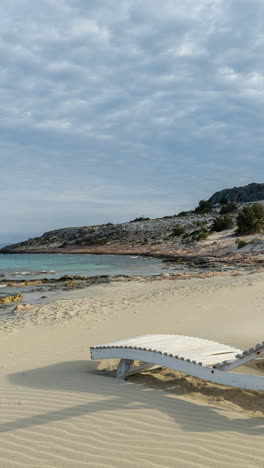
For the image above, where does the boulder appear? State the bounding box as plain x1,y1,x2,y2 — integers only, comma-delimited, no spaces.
12,303,32,315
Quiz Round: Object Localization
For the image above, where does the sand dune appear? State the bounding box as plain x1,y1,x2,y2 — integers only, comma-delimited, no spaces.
0,274,264,467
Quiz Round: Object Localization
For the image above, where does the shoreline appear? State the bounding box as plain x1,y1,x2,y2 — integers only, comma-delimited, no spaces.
1,262,263,317
1,268,264,332
1,249,263,316
2,244,264,270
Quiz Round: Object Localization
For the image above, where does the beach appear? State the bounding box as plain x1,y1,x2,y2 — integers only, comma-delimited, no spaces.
1,273,264,467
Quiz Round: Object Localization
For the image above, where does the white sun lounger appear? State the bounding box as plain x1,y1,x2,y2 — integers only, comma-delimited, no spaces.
90,334,264,391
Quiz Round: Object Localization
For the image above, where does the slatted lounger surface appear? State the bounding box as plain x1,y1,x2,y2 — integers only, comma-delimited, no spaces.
90,334,264,391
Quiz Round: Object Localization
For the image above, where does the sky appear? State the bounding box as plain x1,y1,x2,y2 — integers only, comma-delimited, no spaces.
1,0,264,243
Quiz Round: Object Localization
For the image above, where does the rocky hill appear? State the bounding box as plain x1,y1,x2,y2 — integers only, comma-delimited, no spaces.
0,213,217,255
2,183,264,264
209,183,264,204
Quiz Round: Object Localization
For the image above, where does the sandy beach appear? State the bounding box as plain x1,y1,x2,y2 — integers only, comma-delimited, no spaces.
1,273,264,467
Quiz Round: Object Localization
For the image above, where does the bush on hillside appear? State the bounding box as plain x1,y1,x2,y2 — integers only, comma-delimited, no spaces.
235,239,248,249
236,203,264,235
177,211,188,217
189,227,210,241
219,196,229,205
220,202,237,214
211,216,234,232
195,220,207,227
194,200,213,214
130,216,150,222
171,225,186,236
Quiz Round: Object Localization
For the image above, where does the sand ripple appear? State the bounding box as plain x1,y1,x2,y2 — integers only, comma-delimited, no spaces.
1,275,264,467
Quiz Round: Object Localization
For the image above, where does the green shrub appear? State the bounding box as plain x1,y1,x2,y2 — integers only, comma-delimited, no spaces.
190,227,210,241
171,225,186,236
130,216,150,222
211,216,234,232
194,200,213,214
236,203,264,235
177,211,188,217
236,239,248,249
196,230,209,241
220,202,237,214
219,196,229,205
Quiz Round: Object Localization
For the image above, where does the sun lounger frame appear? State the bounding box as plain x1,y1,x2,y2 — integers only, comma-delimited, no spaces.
90,335,264,391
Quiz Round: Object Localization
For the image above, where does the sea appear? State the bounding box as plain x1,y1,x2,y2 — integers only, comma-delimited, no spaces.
0,252,179,311
0,252,170,279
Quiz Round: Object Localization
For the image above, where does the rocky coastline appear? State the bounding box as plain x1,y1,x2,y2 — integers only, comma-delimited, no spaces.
0,264,261,315
2,183,264,272
2,223,264,270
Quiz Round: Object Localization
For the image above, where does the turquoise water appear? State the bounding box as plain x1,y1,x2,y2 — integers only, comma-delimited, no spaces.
0,253,173,311
0,253,168,279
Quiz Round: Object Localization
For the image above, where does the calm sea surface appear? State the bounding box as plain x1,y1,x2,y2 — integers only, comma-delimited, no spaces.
0,248,246,315
0,253,178,311
0,253,170,279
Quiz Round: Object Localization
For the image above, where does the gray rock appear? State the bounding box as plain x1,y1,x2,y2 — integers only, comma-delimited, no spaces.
210,183,264,204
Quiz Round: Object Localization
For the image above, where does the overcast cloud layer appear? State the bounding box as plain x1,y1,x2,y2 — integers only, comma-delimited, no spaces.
1,0,264,242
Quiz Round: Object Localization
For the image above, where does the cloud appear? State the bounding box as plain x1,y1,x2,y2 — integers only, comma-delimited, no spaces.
1,0,264,239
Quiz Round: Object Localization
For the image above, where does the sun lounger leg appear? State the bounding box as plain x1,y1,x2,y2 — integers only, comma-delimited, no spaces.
116,359,134,379
91,335,264,390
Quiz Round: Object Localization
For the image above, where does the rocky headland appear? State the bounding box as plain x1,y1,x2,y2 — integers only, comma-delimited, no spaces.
209,182,264,204
2,183,264,270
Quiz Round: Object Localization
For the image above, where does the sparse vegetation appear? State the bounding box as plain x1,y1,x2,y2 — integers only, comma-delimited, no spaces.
220,202,237,214
211,216,234,232
219,196,229,205
194,200,213,214
177,211,188,217
171,225,186,236
236,239,248,249
236,203,264,235
186,227,210,242
130,216,150,222
193,228,210,241
195,220,207,227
